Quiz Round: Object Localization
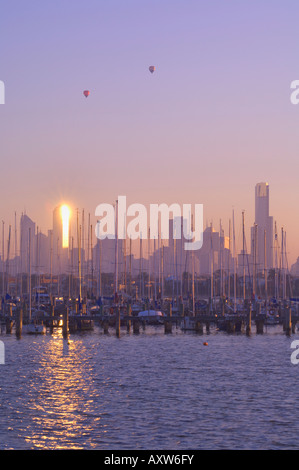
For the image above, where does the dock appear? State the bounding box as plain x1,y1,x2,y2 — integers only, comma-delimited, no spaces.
1,302,298,338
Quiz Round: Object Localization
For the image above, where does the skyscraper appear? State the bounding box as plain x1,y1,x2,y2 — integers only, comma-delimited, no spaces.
20,213,35,274
251,182,273,273
52,205,70,274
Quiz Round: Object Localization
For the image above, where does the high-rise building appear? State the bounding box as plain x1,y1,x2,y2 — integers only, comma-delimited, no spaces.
20,213,35,274
197,224,231,276
251,182,273,272
52,205,70,274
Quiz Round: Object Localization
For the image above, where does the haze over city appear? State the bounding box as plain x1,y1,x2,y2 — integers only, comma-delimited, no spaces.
3,1,299,454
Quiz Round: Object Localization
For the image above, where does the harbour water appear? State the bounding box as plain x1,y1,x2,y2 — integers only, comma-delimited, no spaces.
0,324,298,450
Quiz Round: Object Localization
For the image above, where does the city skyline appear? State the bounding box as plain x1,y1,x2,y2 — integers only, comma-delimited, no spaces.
2,3,299,453
0,182,296,281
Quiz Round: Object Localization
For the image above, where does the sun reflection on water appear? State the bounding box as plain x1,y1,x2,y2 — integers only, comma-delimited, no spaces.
22,332,103,449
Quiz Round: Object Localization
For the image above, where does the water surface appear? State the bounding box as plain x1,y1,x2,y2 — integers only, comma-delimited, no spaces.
0,324,298,449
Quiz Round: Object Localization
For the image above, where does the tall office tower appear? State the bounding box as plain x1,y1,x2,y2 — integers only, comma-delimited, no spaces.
20,213,36,274
52,205,70,274
36,231,50,275
251,182,273,273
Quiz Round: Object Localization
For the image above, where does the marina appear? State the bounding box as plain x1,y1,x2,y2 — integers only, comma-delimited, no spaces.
0,181,296,343
3,0,299,452
1,291,299,339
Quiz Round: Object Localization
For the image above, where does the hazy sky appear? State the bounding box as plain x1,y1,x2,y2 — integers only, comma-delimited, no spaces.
1,1,299,262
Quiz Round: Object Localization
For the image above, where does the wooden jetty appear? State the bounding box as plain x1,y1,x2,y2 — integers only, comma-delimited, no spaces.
1,303,299,339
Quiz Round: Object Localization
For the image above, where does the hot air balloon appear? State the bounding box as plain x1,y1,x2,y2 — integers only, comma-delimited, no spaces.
149,66,155,74
83,90,90,98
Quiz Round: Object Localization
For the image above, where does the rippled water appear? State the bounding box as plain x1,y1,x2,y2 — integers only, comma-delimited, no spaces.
0,324,298,450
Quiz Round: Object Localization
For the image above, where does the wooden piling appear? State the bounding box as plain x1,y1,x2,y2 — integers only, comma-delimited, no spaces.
127,304,132,332
164,320,172,334
194,320,203,334
292,321,296,334
6,318,13,334
180,302,184,317
164,302,173,334
6,304,13,334
16,307,23,338
133,319,140,334
256,317,264,334
226,320,235,334
50,303,54,333
115,307,120,337
103,320,109,334
285,307,292,336
235,320,244,333
63,307,69,339
246,306,252,336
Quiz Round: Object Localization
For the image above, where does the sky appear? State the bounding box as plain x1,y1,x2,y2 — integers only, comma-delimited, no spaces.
1,0,299,263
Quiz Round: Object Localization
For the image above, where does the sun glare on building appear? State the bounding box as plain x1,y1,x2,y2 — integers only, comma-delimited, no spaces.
61,204,70,248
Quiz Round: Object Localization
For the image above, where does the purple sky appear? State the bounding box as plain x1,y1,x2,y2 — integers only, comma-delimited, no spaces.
1,1,299,262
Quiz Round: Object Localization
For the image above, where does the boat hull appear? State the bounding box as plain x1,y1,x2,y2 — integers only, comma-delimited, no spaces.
24,324,46,335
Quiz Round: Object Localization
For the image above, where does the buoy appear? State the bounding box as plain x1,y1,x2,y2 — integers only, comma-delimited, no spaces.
203,342,208,346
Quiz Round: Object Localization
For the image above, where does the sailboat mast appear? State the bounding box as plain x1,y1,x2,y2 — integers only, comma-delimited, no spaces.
281,227,286,300
192,247,195,315
28,227,32,321
81,209,85,297
50,230,53,300
124,235,127,295
77,210,82,304
274,222,278,299
87,213,90,293
210,222,213,313
148,228,151,302
154,237,156,300
219,219,222,298
228,219,231,299
161,240,164,302
139,236,142,300
173,238,175,304
71,236,74,299
264,229,267,302
6,225,11,296
180,218,183,299
129,238,132,297
158,229,161,299
233,210,236,312
2,221,4,297
14,211,17,291
115,200,118,299
242,211,245,303
90,224,93,298
36,226,39,309
253,223,257,298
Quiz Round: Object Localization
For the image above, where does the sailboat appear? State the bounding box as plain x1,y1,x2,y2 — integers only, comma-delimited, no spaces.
137,309,164,324
24,320,46,334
